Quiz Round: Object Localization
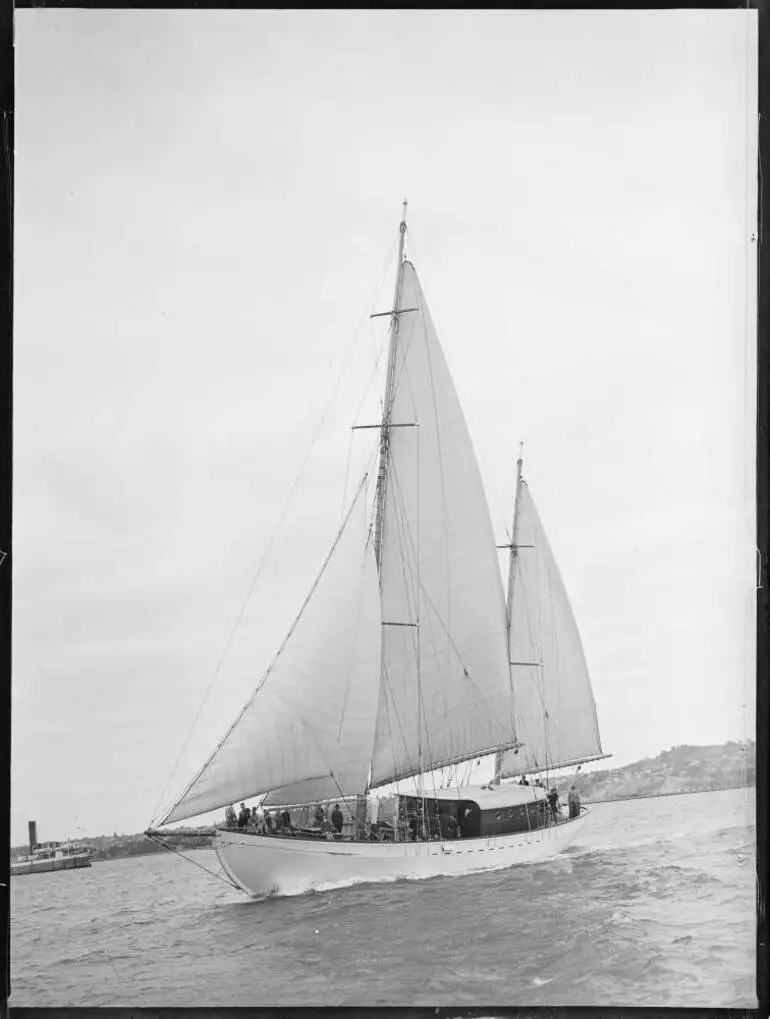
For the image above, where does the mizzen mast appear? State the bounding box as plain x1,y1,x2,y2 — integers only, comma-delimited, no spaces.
373,200,408,569
494,441,525,785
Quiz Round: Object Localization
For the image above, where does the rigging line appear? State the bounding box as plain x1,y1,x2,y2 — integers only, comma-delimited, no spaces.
379,659,419,790
152,254,399,826
267,542,374,807
389,518,505,729
154,474,370,828
368,234,401,359
336,528,377,744
387,463,451,726
388,465,450,794
391,434,456,729
353,324,392,426
376,469,419,788
146,831,245,894
339,427,355,529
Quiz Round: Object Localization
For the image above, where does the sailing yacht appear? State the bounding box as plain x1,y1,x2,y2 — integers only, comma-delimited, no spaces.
149,203,606,898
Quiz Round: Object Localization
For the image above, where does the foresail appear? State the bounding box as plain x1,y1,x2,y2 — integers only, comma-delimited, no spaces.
262,776,351,807
370,261,516,787
161,479,382,825
499,481,603,778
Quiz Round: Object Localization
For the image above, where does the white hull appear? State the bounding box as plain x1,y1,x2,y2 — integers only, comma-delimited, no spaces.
215,814,588,898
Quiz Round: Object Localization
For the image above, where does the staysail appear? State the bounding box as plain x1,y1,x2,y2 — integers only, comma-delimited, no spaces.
498,481,603,778
160,477,382,825
369,261,517,787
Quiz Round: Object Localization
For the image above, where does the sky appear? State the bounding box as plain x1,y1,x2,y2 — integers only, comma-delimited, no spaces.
12,9,757,845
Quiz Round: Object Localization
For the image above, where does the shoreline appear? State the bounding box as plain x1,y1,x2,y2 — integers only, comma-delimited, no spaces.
583,783,754,806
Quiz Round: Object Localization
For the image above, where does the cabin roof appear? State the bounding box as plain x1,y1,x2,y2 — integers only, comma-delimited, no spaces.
408,783,547,810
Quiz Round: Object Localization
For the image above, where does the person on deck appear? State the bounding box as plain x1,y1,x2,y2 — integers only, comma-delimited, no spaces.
446,814,458,839
224,805,237,828
568,786,581,819
547,787,560,819
521,775,529,786
237,803,250,828
314,803,326,829
264,810,273,833
280,809,292,831
461,806,473,837
331,804,344,835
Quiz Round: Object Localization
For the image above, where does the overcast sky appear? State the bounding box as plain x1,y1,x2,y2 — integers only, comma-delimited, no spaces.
13,9,757,844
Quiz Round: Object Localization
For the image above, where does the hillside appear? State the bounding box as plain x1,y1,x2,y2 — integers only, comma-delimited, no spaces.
566,740,755,803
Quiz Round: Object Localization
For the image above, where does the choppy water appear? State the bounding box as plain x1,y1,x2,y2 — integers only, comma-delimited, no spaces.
10,787,756,1006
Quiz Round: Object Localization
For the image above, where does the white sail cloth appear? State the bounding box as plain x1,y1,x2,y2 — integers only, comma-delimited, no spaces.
161,481,382,825
370,261,516,787
499,482,603,778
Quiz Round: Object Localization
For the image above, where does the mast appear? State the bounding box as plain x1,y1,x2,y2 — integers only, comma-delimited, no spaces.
494,441,524,785
371,202,425,826
373,199,408,569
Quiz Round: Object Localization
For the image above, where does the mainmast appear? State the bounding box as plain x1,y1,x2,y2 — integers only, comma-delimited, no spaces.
373,200,408,569
494,441,525,785
371,201,426,826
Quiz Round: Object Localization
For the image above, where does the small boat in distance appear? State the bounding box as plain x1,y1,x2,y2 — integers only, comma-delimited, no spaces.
11,821,94,877
149,203,608,897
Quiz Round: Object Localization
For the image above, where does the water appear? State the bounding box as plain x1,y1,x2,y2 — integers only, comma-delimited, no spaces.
10,788,757,1006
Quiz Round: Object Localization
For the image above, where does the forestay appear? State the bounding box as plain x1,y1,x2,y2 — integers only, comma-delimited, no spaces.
161,479,382,825
499,481,603,778
370,261,516,787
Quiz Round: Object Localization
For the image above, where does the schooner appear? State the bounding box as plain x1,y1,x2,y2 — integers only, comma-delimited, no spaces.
149,203,606,897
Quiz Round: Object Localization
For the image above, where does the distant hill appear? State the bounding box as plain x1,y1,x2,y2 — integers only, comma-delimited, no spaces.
564,740,755,803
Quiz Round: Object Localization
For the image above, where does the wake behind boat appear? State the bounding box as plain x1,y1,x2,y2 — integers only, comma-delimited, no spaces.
149,203,607,897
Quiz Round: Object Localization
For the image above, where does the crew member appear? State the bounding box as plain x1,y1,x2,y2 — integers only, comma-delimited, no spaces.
331,803,344,835
461,806,474,837
568,785,581,819
547,787,560,819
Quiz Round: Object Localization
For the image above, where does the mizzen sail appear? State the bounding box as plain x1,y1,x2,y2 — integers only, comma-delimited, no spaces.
161,478,382,825
370,261,516,787
499,481,603,778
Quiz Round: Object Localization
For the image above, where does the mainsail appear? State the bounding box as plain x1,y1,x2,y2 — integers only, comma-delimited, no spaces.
369,261,517,787
498,481,603,778
160,478,382,825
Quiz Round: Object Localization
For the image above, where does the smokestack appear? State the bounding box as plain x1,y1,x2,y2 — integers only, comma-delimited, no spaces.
28,820,37,852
